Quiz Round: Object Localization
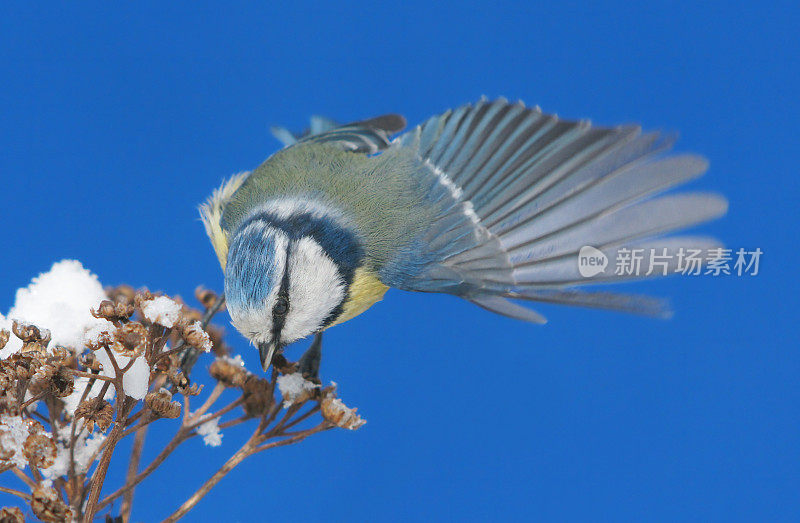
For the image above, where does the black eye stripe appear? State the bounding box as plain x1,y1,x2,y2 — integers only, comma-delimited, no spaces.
270,241,293,341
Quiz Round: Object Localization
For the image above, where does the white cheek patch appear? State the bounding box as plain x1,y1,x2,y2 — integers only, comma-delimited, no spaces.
281,237,345,344
228,229,289,345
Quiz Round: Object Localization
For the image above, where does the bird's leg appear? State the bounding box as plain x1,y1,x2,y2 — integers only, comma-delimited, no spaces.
298,332,323,383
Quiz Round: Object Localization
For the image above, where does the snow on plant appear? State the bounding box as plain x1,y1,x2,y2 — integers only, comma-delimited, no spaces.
0,261,364,521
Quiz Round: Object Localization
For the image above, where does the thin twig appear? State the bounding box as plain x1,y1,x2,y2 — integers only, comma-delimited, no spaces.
280,404,321,432
121,423,149,523
186,383,225,425
163,422,332,522
185,396,245,431
19,393,45,410
182,392,191,425
95,428,191,512
83,349,126,521
11,467,36,489
119,414,158,440
69,374,96,513
0,485,32,501
217,415,250,430
254,423,333,453
68,369,115,382
160,440,254,523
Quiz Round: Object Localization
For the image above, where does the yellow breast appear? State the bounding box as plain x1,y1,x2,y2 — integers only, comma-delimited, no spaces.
328,267,389,328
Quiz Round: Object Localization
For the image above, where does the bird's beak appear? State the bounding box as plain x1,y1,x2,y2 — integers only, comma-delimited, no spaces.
258,341,278,372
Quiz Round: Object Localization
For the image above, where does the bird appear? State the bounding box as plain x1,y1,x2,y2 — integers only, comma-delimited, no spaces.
200,98,727,371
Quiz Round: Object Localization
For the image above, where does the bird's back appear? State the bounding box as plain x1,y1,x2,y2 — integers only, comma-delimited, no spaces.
219,144,437,274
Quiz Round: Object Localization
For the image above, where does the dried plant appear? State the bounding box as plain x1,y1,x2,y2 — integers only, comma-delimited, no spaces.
0,285,364,521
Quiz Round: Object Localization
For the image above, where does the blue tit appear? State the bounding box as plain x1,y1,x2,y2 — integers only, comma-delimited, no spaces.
200,98,727,370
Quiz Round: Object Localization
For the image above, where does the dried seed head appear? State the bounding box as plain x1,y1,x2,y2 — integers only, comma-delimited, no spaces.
0,330,9,351
106,284,136,305
25,419,45,435
85,328,115,352
5,355,40,381
153,354,173,374
205,325,227,357
181,322,212,353
133,289,154,310
31,485,72,523
0,506,24,523
18,341,47,357
112,322,148,357
37,365,74,398
180,308,203,324
115,301,135,319
209,357,248,388
0,376,12,395
276,373,318,406
179,382,203,397
92,300,117,320
92,299,136,322
241,375,274,417
194,287,224,311
11,321,49,356
0,429,15,462
48,346,71,363
23,432,57,469
24,377,48,399
0,367,16,394
168,370,188,389
0,395,20,418
74,397,114,432
145,389,181,418
50,367,74,398
79,352,102,373
320,394,366,430
11,321,48,345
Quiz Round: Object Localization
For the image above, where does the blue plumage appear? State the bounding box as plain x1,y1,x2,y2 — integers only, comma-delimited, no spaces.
224,220,282,314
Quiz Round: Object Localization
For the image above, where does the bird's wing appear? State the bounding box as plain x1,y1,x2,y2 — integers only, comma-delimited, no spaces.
271,114,407,154
381,98,727,322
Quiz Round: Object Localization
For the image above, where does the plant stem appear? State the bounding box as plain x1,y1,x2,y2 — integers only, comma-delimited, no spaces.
162,421,332,522
254,422,332,453
68,369,115,382
0,485,31,501
185,396,245,431
160,442,253,523
83,351,126,522
95,428,190,512
120,423,149,523
19,393,45,409
186,383,225,424
11,467,36,489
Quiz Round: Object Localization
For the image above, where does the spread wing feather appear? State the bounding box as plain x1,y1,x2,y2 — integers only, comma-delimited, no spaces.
388,99,727,321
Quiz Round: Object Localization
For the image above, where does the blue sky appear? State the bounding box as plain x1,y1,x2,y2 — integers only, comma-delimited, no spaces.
1,2,797,521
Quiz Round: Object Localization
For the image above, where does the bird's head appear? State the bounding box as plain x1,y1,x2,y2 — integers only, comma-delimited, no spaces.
223,206,361,370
